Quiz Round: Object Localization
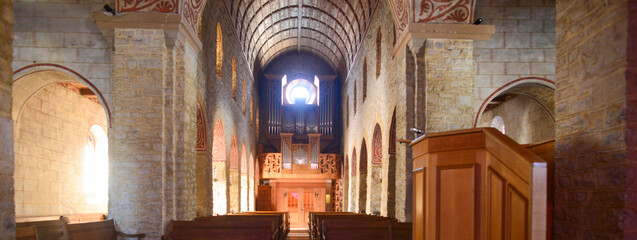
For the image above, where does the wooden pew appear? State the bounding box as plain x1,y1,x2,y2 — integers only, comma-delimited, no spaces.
196,215,281,240
313,214,395,240
321,221,412,240
162,219,273,240
308,212,357,239
16,219,66,240
231,212,289,239
63,219,146,240
16,225,39,240
61,213,107,224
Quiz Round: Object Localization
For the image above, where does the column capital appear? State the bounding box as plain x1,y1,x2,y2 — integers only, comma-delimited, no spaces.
93,5,204,52
394,23,495,58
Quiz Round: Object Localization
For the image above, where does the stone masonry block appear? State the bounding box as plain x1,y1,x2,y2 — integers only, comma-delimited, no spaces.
532,32,556,48
505,7,531,19
520,49,545,62
493,49,519,62
532,62,555,74
479,62,505,74
519,20,543,33
505,33,531,48
506,62,531,74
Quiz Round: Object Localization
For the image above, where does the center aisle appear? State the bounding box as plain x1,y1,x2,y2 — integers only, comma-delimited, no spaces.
287,228,310,240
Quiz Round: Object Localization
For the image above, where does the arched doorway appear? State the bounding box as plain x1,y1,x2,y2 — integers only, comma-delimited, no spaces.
359,139,368,214
475,78,556,144
370,124,382,215
211,118,227,214
12,68,110,217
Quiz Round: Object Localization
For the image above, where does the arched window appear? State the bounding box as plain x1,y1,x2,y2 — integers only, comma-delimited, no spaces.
360,139,367,173
216,23,223,77
376,26,382,79
491,116,505,134
232,57,237,99
243,78,246,114
363,58,368,102
250,98,254,125
84,124,108,204
354,80,357,115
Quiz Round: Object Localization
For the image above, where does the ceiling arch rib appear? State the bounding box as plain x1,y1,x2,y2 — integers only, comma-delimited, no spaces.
248,17,350,63
263,45,339,71
258,35,341,68
223,0,377,73
251,26,346,66
260,38,339,69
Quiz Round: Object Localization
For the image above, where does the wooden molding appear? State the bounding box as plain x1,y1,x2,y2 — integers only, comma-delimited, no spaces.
393,23,495,58
93,11,203,53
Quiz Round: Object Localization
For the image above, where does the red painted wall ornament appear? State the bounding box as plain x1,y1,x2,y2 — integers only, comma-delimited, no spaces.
413,0,475,23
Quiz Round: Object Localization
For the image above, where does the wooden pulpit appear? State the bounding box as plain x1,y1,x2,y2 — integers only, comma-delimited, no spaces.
410,128,547,240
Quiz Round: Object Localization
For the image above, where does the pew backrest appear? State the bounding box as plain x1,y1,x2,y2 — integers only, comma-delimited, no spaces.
16,219,66,240
63,219,116,240
61,213,107,223
163,220,273,240
16,225,39,240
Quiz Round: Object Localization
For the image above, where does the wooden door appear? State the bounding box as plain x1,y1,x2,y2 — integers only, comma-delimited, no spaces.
257,185,271,211
287,189,303,228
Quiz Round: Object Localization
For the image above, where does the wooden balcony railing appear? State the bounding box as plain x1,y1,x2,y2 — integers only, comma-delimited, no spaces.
411,128,548,240
259,153,341,179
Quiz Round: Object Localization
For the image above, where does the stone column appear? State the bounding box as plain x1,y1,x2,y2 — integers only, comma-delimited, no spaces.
554,0,637,238
411,37,476,133
0,0,14,239
96,12,202,239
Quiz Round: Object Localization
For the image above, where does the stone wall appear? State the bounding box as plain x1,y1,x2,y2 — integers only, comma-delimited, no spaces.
478,95,554,144
201,0,257,215
14,84,107,216
474,0,556,116
555,0,634,238
0,0,14,238
12,0,111,103
342,0,409,221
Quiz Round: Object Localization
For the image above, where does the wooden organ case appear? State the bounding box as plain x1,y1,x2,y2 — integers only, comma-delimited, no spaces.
257,74,342,228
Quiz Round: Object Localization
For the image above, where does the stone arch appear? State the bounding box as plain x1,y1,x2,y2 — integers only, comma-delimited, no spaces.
369,123,382,214
349,147,357,212
228,134,240,213
387,108,397,217
474,77,556,126
475,77,556,144
12,64,111,128
240,144,248,212
12,65,110,217
212,118,227,214
216,23,223,77
359,139,368,213
351,147,357,176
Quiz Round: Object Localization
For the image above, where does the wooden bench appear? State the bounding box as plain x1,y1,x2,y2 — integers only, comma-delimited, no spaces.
196,215,281,240
313,214,394,240
321,221,412,240
61,213,107,224
162,219,273,240
16,225,39,240
16,219,66,240
229,212,289,239
63,219,146,240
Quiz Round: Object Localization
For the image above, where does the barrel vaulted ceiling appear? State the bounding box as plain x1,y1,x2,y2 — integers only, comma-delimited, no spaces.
223,0,378,71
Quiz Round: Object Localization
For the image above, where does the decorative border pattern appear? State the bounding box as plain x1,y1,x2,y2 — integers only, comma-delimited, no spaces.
183,0,207,35
116,0,179,13
389,0,409,34
413,0,475,23
196,102,207,151
372,124,382,165
212,119,226,162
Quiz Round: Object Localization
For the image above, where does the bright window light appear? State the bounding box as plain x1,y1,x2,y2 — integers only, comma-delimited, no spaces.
290,86,310,102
